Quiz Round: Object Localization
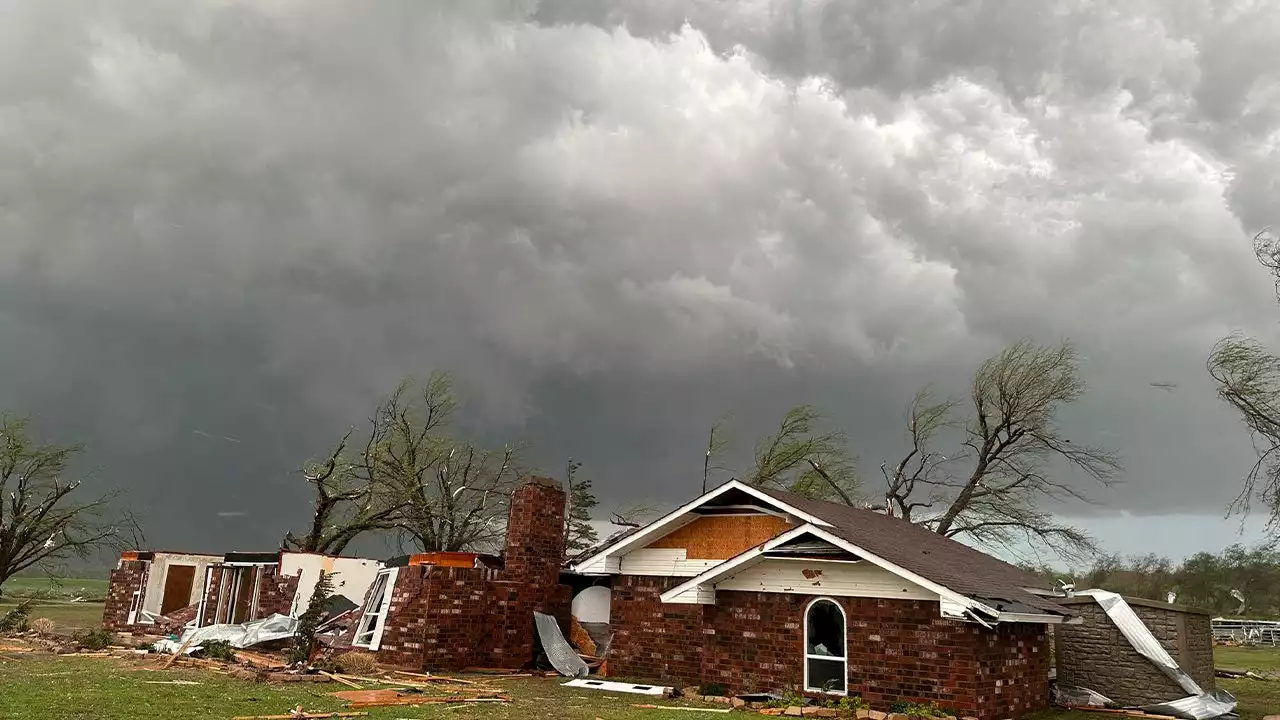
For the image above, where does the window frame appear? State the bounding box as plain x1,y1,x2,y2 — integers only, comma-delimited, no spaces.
803,597,848,696
352,567,399,650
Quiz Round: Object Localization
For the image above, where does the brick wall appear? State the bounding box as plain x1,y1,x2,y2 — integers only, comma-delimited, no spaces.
202,566,225,626
504,477,567,589
610,575,709,683
971,620,1049,719
255,565,300,619
367,475,571,671
1055,596,1215,706
102,559,149,630
608,581,1050,720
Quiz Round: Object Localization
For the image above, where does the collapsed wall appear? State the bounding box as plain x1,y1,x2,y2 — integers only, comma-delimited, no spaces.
350,476,572,670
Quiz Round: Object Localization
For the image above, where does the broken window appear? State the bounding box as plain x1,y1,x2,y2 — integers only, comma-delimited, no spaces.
805,598,847,695
353,567,398,650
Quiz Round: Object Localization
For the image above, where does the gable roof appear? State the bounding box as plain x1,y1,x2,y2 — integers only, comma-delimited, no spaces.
750,486,1069,616
570,479,834,573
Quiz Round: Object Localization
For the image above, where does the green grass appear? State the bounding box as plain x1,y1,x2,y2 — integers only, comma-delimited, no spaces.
1213,645,1280,672
1,577,108,602
0,601,104,630
0,656,731,720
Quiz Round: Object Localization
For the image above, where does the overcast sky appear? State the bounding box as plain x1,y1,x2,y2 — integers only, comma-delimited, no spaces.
2,0,1279,561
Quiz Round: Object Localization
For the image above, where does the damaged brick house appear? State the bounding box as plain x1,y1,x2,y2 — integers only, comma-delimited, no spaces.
103,549,384,633
340,476,573,670
568,480,1075,720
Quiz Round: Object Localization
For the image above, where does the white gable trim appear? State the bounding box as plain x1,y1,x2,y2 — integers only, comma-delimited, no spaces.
571,480,832,575
660,524,1001,619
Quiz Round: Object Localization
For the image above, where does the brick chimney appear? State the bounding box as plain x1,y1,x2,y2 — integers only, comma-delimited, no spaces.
503,475,567,589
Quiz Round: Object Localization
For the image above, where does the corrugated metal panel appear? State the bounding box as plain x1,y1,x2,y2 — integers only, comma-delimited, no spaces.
618,548,722,577
1076,590,1237,720
714,558,937,600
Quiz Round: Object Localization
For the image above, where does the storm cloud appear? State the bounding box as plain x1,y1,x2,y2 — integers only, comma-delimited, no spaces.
1,0,1277,556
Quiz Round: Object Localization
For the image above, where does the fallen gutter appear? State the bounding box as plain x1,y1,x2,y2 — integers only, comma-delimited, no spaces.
1073,590,1236,720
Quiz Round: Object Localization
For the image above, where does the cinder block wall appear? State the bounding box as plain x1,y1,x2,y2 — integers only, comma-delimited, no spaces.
1054,595,1215,706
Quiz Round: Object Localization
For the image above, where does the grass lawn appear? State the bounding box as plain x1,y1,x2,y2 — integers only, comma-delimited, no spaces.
0,655,733,720
0,601,104,630
1,577,109,602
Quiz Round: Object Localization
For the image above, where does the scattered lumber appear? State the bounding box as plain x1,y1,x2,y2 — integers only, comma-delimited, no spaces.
161,634,198,669
235,650,287,670
632,705,731,713
230,707,368,712
318,671,363,689
392,670,478,685
346,696,509,709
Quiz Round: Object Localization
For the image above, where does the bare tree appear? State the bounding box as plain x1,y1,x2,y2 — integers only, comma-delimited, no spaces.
885,341,1121,560
702,415,732,494
369,374,522,553
0,416,133,594
1209,334,1280,525
282,430,399,555
1208,229,1280,530
563,459,600,554
746,405,861,506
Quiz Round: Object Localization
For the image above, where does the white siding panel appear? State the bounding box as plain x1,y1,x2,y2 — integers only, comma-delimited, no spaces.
618,548,722,577
715,559,937,601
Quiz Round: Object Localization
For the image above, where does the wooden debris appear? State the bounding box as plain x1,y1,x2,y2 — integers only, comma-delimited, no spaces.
231,711,367,719
347,696,509,709
161,634,198,669
632,705,731,713
235,650,288,670
392,670,478,685
319,671,363,689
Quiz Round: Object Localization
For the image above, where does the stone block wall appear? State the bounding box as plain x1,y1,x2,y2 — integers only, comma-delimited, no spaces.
1055,595,1215,706
102,559,149,630
608,581,1050,720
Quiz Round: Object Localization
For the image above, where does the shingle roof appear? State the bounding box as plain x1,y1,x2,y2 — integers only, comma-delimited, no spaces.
752,486,1072,616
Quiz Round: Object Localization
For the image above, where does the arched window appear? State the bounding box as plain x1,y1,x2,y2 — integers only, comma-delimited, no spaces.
804,598,848,694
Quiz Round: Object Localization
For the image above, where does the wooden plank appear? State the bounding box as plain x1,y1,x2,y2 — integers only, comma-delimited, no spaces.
161,634,198,670
318,671,363,689
632,705,731,713
392,671,478,685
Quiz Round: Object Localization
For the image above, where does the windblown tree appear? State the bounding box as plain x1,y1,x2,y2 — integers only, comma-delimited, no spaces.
745,405,862,506
0,416,132,594
371,374,522,553
882,340,1121,560
284,373,524,554
1208,228,1280,531
563,459,600,555
282,431,399,556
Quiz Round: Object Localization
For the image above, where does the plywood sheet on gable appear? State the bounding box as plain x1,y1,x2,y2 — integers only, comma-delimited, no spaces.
646,515,791,560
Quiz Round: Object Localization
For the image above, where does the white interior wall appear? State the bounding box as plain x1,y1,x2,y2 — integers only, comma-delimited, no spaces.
280,553,384,617
140,553,222,615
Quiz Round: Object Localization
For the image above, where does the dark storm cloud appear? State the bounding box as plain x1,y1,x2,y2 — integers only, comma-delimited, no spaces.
1,0,1278,552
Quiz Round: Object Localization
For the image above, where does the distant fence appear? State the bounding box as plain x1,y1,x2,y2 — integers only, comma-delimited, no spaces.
1212,618,1280,646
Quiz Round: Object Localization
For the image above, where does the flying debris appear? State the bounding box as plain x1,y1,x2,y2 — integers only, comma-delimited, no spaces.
1149,382,1178,392
216,511,247,518
193,430,243,444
